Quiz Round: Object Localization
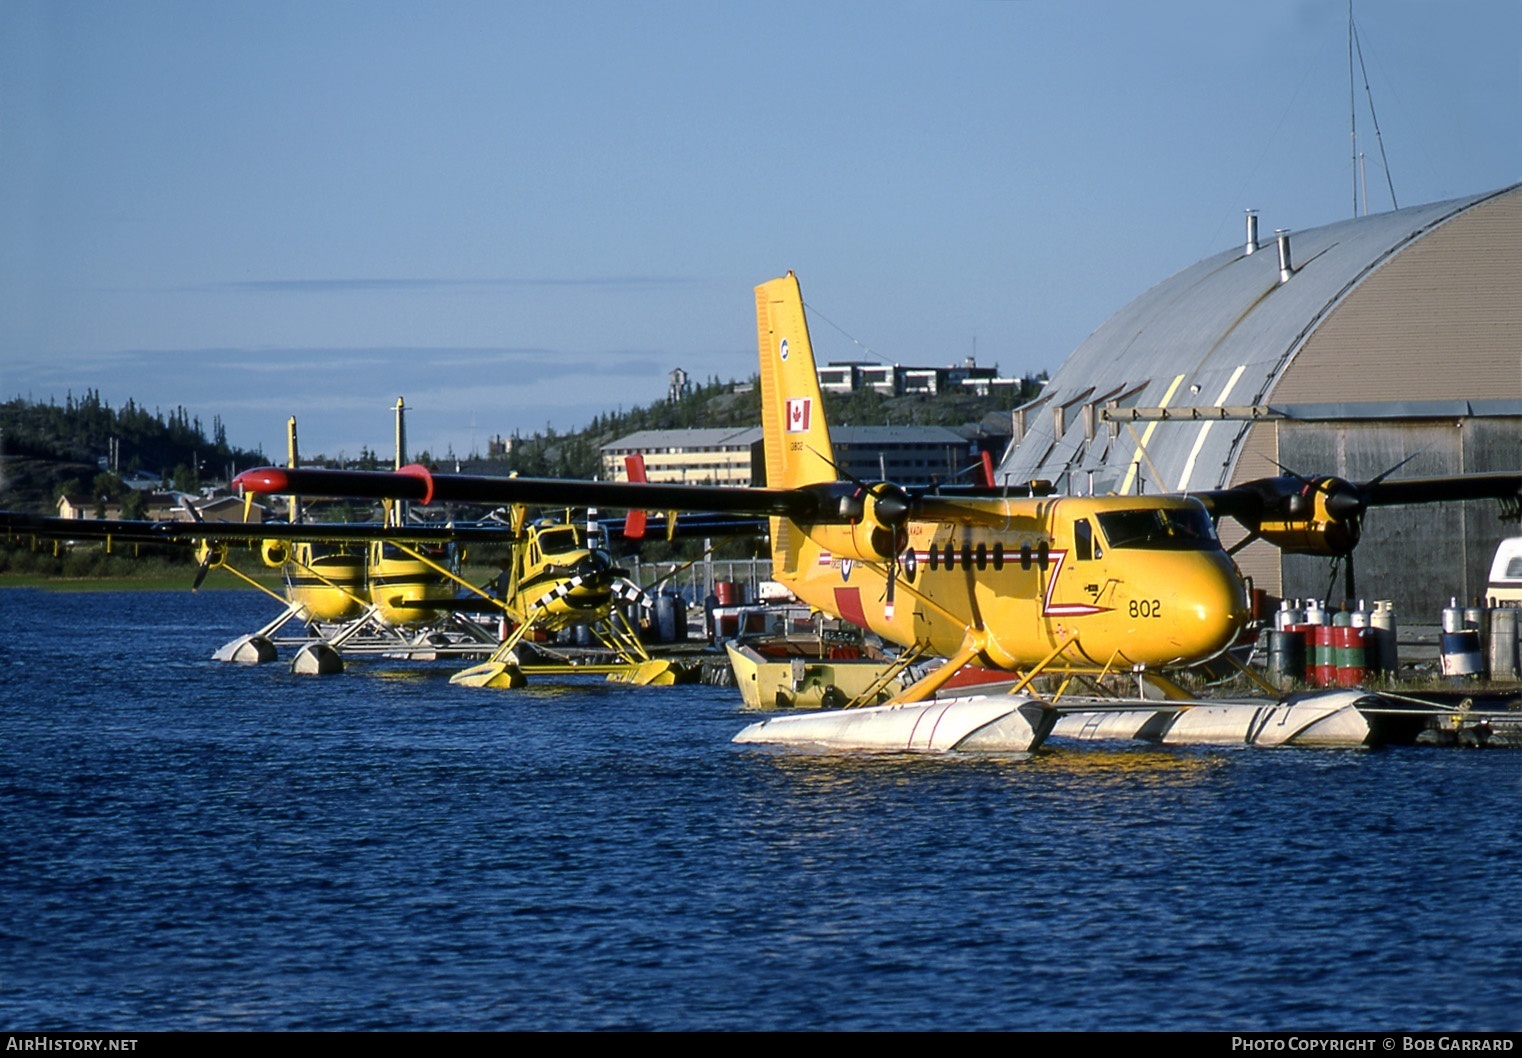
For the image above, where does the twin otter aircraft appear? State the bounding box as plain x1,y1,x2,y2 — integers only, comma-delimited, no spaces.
234,272,1521,745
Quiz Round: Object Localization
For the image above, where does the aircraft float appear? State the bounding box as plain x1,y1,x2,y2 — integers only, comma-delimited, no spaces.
229,272,1522,751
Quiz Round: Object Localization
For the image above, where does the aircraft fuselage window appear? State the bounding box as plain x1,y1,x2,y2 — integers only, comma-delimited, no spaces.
992,542,1004,570
537,528,582,555
945,542,956,570
1037,540,1049,570
1075,519,1093,562
961,542,972,571
975,542,987,570
1020,543,1032,571
928,544,939,571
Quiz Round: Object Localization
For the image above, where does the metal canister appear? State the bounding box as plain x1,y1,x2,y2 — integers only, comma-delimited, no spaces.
1369,600,1399,676
1488,607,1518,680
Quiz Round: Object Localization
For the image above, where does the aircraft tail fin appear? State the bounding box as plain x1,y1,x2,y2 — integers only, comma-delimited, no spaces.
756,272,836,489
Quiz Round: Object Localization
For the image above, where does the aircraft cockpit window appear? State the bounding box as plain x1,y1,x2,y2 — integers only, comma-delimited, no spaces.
1096,508,1218,551
1075,519,1093,561
537,528,583,555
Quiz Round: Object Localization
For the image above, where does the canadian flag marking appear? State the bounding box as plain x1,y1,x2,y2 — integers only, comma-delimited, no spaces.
785,398,812,433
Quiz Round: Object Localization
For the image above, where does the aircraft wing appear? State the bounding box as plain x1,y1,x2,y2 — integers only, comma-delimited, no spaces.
0,510,521,546
1193,471,1522,525
231,466,814,520
1189,470,1522,557
1352,472,1522,508
230,465,1056,533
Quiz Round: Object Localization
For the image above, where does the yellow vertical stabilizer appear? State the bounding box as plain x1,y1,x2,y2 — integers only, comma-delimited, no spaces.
755,272,836,489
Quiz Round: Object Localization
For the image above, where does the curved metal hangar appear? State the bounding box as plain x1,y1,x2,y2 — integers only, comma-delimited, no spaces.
998,184,1522,615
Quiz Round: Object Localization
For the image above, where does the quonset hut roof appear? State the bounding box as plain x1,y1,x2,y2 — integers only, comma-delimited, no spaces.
997,184,1522,496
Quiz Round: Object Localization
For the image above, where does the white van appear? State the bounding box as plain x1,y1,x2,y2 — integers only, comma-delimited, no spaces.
1486,537,1522,607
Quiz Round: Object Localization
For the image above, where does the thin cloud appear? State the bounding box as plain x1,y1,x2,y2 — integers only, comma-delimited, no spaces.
199,276,697,294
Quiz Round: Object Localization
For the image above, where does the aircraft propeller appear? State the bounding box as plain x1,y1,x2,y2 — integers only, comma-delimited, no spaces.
1200,457,1522,606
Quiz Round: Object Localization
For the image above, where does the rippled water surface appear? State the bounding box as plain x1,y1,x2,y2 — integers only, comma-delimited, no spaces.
3,589,1521,1030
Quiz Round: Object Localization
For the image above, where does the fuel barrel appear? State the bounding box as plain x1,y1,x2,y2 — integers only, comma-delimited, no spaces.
1311,624,1337,687
1440,630,1484,678
1265,629,1306,685
1332,625,1368,687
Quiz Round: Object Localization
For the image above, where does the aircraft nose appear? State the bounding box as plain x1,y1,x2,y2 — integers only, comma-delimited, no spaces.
574,555,607,582
1167,555,1250,658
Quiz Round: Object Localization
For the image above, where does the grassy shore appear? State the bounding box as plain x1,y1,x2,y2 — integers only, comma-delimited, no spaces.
0,571,283,591
0,566,504,592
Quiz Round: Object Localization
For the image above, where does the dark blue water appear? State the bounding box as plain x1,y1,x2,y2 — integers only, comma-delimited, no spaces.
2,589,1520,1030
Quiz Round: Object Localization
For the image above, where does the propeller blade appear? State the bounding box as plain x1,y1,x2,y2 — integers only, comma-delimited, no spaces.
192,554,213,591
1365,450,1424,487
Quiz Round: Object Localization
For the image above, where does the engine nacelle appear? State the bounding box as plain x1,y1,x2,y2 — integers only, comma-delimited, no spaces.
1254,477,1361,555
195,540,228,569
801,520,905,564
792,481,911,563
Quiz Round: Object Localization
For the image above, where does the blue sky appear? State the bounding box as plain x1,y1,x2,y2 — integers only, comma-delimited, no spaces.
3,1,1517,464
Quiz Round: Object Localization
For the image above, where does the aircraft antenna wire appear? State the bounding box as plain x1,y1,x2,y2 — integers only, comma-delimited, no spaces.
803,300,892,366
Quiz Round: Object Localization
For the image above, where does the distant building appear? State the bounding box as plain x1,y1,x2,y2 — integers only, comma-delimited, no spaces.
601,425,979,489
55,491,267,524
816,358,1025,399
602,428,762,486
